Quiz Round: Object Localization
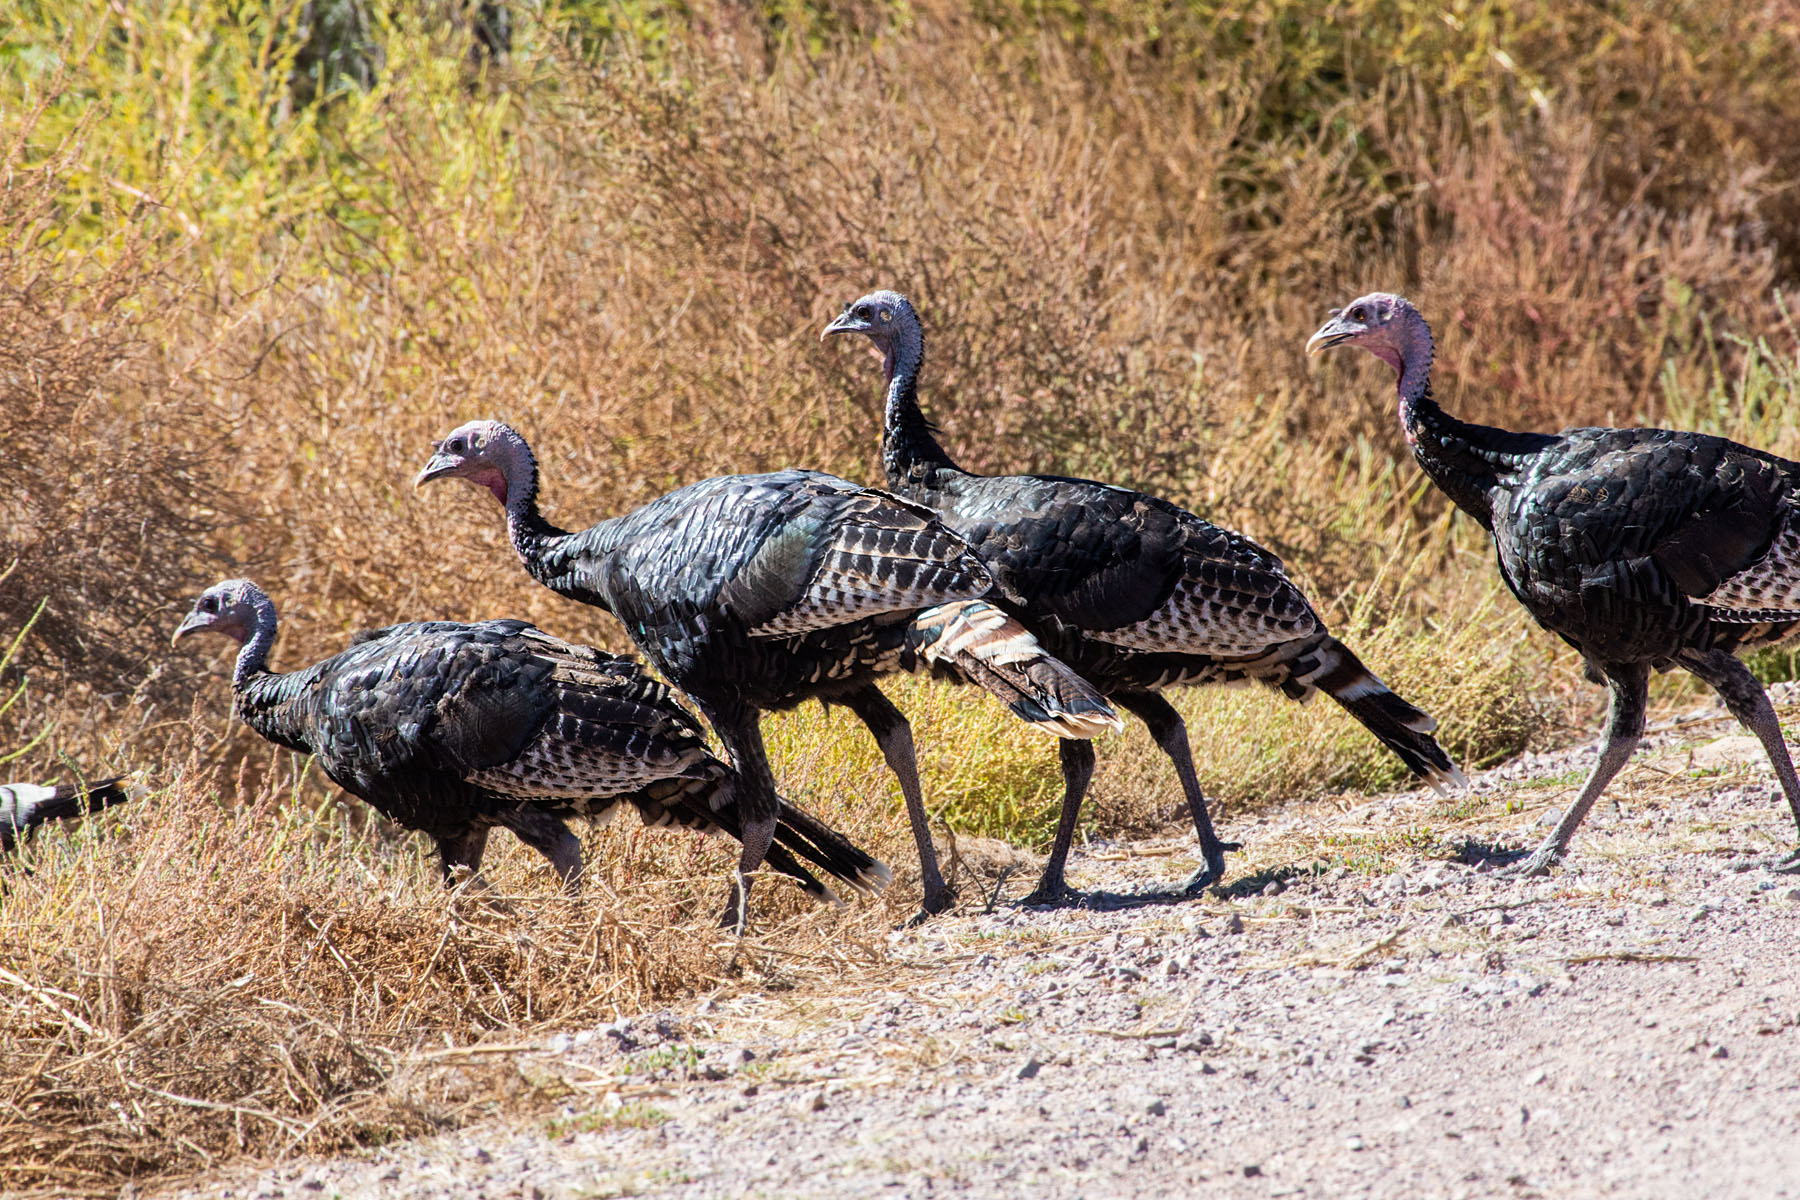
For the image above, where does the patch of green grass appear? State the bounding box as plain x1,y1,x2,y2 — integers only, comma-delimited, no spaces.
544,1103,672,1137
1517,768,1587,791
759,560,1550,855
623,1044,706,1077
1321,826,1440,874
1432,794,1487,822
737,1058,781,1082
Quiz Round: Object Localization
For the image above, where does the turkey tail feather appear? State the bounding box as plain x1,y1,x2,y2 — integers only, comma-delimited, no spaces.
33,778,134,823
1,777,135,852
762,842,835,903
771,799,893,898
909,600,1122,739
676,773,891,900
1296,638,1465,793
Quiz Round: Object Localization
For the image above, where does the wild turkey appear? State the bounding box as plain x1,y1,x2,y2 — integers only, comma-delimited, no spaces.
172,579,891,916
1,777,135,855
1309,292,1800,875
416,425,1121,921
824,290,1462,903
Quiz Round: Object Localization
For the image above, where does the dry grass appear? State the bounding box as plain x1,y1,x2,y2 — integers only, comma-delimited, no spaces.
2,0,1800,1190
0,746,911,1194
0,110,236,756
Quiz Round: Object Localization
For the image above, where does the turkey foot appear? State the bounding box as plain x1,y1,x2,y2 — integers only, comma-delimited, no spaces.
902,881,957,927
1765,847,1800,874
1504,842,1564,878
1020,873,1082,909
1180,837,1242,894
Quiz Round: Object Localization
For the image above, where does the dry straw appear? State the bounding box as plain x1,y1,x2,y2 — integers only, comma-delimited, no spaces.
3,0,1800,1190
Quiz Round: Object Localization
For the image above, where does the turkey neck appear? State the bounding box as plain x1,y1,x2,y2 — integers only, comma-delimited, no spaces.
1391,320,1551,531
229,596,313,749
500,450,568,569
497,438,623,610
881,315,964,494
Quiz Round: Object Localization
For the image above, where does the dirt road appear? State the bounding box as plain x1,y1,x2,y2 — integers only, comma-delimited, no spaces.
168,701,1800,1200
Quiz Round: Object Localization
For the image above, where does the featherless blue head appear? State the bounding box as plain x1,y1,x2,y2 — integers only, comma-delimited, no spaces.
173,578,271,646
822,289,918,347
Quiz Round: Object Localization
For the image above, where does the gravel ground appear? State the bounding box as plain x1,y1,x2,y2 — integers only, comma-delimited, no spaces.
165,699,1800,1200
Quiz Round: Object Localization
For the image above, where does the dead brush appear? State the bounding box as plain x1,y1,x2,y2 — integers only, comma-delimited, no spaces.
0,737,904,1194
0,93,247,766
3,0,1800,1190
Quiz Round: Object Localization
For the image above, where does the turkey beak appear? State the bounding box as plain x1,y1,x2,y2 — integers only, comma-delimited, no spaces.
1306,316,1355,357
171,611,206,647
414,454,456,489
821,310,861,341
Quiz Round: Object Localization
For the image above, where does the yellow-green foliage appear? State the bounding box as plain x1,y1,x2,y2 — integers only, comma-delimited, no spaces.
4,0,1800,1189
7,0,523,261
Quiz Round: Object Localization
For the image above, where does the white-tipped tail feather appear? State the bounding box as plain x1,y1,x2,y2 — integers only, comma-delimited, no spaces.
772,797,894,897
1027,706,1126,740
1295,637,1465,794
910,600,1123,739
637,772,890,903
1,776,138,853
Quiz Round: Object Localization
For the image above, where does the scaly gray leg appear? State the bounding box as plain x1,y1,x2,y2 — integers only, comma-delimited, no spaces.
436,825,493,890
723,812,777,931
1512,661,1648,876
1681,648,1800,872
1115,690,1240,892
495,806,583,893
1023,737,1096,907
846,687,951,920
698,700,781,934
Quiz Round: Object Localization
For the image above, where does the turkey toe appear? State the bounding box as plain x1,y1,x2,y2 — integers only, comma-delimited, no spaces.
1766,848,1800,874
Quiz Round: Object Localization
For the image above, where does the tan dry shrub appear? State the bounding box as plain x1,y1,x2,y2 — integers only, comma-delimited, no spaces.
0,740,899,1193
178,3,1800,671
6,0,1800,1188
0,107,248,764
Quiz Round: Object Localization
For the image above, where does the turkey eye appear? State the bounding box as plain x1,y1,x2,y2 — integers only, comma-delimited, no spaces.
448,437,466,453
200,596,218,613
1349,306,1367,322
855,306,871,321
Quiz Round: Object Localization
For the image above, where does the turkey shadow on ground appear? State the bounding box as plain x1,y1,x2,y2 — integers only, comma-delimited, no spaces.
1446,837,1532,869
1018,883,1206,913
1009,861,1326,912
1206,862,1320,900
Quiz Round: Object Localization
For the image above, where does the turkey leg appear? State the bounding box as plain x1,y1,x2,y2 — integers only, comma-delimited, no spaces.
1682,648,1800,873
845,686,952,919
1022,737,1096,907
1513,662,1648,876
1115,690,1241,892
699,701,780,934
